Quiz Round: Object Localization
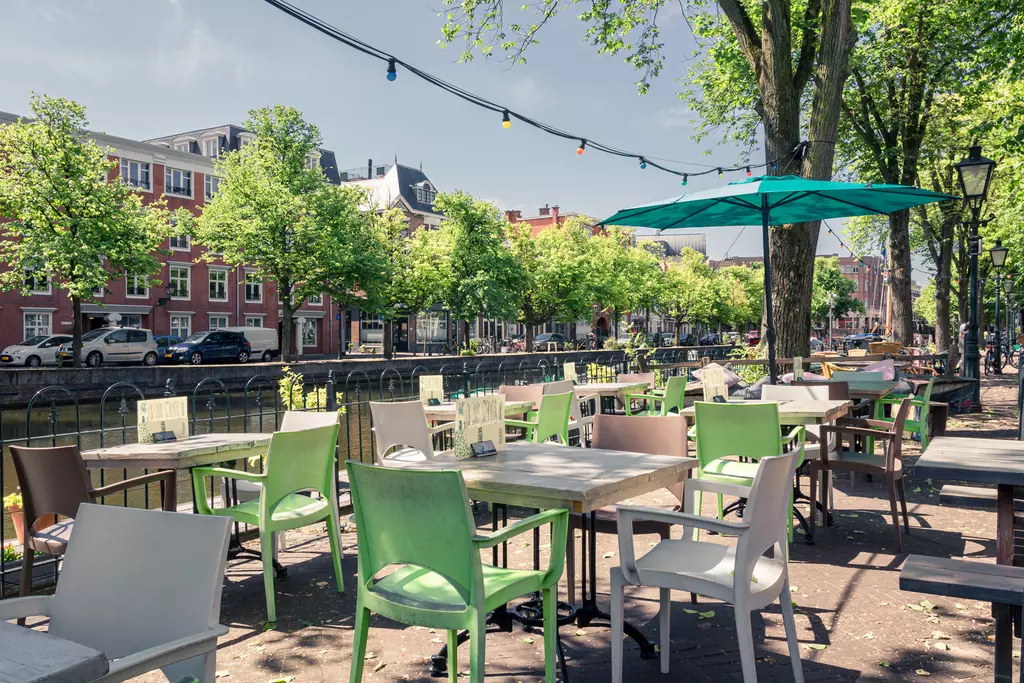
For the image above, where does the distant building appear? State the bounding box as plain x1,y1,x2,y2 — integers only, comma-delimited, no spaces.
635,233,707,258
342,161,445,232
712,253,886,337
505,204,600,237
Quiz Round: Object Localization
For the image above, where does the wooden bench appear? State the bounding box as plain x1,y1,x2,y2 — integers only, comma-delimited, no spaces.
900,554,1024,605
938,485,1024,512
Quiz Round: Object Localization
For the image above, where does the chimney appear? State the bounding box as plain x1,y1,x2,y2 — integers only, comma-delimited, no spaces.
538,204,550,217
552,205,560,221
367,158,372,179
505,209,522,223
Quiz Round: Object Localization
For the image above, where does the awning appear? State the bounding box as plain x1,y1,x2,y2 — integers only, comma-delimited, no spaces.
81,303,154,315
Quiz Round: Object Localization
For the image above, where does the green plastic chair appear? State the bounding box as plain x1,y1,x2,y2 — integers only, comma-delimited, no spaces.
873,376,935,450
624,375,687,416
505,391,573,444
192,423,344,623
693,401,805,541
346,462,567,683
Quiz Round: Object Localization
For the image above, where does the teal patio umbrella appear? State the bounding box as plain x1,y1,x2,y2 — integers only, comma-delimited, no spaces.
599,175,953,383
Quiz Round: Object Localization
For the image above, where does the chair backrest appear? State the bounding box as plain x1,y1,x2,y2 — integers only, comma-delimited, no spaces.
825,381,850,400
763,384,830,401
262,424,341,506
593,413,688,500
9,445,93,527
659,375,688,415
498,383,545,408
347,462,480,607
693,402,782,468
849,371,885,381
917,377,936,405
543,380,583,423
281,409,340,432
884,397,914,466
738,450,802,560
49,504,231,660
619,372,655,389
530,391,574,444
369,401,435,462
849,349,868,357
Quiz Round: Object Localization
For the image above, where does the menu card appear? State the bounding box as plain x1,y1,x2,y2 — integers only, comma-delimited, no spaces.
138,396,188,443
454,395,506,459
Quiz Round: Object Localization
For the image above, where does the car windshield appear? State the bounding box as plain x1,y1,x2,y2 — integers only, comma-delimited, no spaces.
17,335,48,346
81,329,109,342
183,333,208,343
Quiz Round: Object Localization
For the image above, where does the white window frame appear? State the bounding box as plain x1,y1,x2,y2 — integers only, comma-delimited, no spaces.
173,141,191,153
164,167,193,198
209,315,229,330
308,293,323,306
126,274,149,299
245,316,264,328
168,264,191,300
23,312,51,339
204,174,220,200
120,314,143,329
25,271,51,295
202,137,220,159
244,271,262,303
238,132,255,148
169,314,192,339
169,235,191,251
305,152,321,170
208,267,229,302
119,158,151,192
301,318,318,347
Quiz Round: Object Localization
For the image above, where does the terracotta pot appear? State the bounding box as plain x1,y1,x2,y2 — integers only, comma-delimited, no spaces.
7,508,57,546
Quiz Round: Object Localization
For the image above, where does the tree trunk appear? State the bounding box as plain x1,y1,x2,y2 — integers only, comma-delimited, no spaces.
525,323,535,352
383,320,393,359
72,296,83,367
281,298,294,362
889,209,914,344
934,216,954,354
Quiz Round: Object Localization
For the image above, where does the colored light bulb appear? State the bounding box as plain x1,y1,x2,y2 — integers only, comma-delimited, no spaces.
502,110,511,129
386,59,397,81
681,174,688,186
639,158,647,170
577,140,586,155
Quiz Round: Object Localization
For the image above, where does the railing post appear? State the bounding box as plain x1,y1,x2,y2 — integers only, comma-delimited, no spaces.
326,370,337,412
164,378,175,397
462,362,470,398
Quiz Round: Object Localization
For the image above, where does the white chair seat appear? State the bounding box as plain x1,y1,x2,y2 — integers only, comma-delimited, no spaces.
635,538,786,605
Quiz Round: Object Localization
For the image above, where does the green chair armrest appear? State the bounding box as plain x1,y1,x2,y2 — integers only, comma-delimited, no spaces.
875,393,913,404
473,508,567,549
781,425,806,445
504,418,538,429
191,467,266,516
622,392,650,403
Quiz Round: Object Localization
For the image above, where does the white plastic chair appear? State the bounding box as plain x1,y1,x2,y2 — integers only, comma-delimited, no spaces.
543,380,597,446
226,410,341,555
369,400,453,463
0,504,231,683
611,450,805,683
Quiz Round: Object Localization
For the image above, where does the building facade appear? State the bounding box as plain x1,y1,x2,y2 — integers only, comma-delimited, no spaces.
0,113,340,356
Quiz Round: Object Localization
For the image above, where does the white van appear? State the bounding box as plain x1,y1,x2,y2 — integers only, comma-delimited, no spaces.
222,326,279,362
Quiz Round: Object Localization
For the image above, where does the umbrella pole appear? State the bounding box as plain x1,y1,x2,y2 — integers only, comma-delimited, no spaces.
761,195,777,384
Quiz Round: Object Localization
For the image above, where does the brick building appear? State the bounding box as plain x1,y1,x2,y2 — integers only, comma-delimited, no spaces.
505,204,600,237
0,112,343,357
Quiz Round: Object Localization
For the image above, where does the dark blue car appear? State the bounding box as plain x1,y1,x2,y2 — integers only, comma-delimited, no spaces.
165,331,251,365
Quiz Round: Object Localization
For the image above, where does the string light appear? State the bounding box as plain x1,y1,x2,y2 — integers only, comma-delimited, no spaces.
639,157,647,170
681,174,688,186
746,166,752,177
261,0,806,182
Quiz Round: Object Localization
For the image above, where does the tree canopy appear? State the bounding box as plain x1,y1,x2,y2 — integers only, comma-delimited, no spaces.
811,256,866,324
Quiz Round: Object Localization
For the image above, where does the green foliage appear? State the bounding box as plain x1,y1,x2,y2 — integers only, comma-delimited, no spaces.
194,105,384,360
913,280,959,327
622,331,655,372
278,366,344,414
431,191,522,335
0,94,179,364
811,257,866,322
3,491,22,510
2,544,22,564
602,337,620,350
728,343,768,384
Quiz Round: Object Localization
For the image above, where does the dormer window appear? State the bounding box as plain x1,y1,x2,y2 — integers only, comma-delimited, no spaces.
305,152,321,170
173,140,192,153
237,132,255,148
202,136,221,158
414,181,436,204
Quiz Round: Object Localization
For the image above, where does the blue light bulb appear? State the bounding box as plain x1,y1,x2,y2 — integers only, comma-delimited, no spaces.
639,159,647,170
387,70,397,82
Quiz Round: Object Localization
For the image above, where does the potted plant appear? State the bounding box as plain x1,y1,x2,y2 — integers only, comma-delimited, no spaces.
4,490,56,545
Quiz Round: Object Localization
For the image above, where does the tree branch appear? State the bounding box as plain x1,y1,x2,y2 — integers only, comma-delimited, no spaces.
792,0,822,92
718,0,763,75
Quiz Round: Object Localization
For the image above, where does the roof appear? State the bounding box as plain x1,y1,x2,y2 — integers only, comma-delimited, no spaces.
635,233,707,257
346,164,443,216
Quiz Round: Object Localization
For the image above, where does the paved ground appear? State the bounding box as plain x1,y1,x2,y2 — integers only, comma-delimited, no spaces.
132,375,1020,682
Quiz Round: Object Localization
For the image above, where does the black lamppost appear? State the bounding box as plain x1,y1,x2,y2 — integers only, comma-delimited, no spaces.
954,143,996,402
990,240,1009,373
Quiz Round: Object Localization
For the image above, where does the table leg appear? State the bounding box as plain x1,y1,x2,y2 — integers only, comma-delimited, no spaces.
995,484,1014,683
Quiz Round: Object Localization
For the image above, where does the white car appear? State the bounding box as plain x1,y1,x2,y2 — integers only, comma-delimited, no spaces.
0,334,73,367
57,327,159,367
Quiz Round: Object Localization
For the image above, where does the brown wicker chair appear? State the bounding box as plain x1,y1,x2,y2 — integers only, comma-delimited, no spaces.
9,445,174,598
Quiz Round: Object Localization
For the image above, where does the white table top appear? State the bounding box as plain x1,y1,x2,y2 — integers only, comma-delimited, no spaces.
423,400,535,422
81,433,272,470
386,441,697,513
0,621,108,683
681,399,851,426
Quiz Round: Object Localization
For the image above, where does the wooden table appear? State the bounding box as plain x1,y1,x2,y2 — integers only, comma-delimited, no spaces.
680,398,851,434
573,382,649,414
423,400,535,422
81,433,272,512
913,436,1024,682
793,378,898,401
390,441,697,666
0,621,108,683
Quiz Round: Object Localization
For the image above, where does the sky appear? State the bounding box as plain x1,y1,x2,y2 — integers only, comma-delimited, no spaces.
1,0,867,263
